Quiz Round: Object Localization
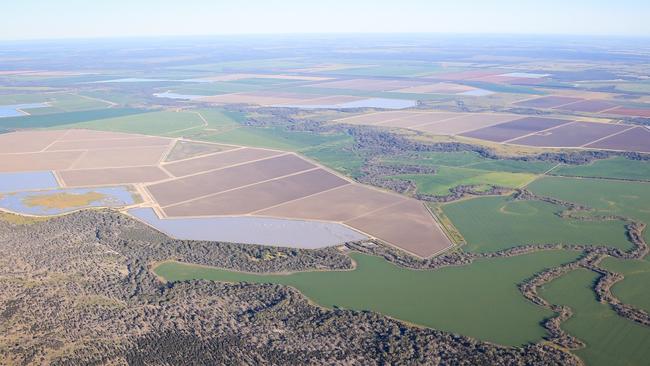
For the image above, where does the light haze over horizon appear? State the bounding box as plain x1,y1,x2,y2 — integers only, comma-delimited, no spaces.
2,0,649,41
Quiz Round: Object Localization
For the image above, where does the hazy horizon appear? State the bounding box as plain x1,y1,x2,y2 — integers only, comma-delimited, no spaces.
2,0,649,41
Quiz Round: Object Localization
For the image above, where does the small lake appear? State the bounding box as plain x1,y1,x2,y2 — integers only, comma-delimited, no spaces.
278,98,417,110
153,92,204,100
129,207,367,249
0,171,59,193
0,103,49,118
91,78,171,83
0,186,136,215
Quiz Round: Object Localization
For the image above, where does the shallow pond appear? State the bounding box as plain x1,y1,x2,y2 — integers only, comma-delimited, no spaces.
129,207,367,249
153,91,203,100
0,103,49,118
0,171,59,193
0,186,136,215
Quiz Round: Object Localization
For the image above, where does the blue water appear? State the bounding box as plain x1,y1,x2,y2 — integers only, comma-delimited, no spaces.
0,103,49,118
458,89,495,96
153,92,203,100
0,186,136,215
91,78,170,83
0,171,59,193
278,98,417,110
129,207,367,249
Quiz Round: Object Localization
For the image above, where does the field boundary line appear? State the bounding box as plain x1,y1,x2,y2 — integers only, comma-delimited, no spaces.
67,149,89,170
501,121,576,144
449,116,524,136
61,164,164,172
580,125,637,148
407,114,471,129
343,199,410,223
158,139,178,164
159,152,291,180
39,129,71,152
73,93,118,107
247,183,355,215
159,167,322,209
52,170,67,188
43,144,173,153
160,146,246,165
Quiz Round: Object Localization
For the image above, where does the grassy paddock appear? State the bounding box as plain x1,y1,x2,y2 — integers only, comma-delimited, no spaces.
442,195,632,253
541,269,650,366
155,250,579,346
550,157,650,181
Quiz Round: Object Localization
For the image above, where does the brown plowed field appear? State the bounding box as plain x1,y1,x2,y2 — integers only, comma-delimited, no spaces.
163,148,284,177
460,117,570,142
554,99,618,113
336,111,419,125
0,151,81,172
0,130,68,153
509,122,630,147
256,184,407,221
150,154,316,207
163,169,350,217
585,127,650,153
0,129,455,258
608,107,650,118
514,96,583,108
345,200,452,257
375,112,462,128
58,129,143,141
46,136,171,151
70,146,170,169
416,113,521,135
59,166,169,186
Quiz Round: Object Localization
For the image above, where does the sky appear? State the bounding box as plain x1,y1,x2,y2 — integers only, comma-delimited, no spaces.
1,0,649,40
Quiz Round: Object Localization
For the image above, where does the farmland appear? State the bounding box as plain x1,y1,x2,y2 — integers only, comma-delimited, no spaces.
155,250,580,346
441,195,632,252
550,157,650,181
602,257,650,313
527,176,650,243
1,34,650,365
391,167,535,195
541,269,650,366
0,128,452,257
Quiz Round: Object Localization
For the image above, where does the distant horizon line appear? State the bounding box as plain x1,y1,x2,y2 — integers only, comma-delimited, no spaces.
2,31,649,43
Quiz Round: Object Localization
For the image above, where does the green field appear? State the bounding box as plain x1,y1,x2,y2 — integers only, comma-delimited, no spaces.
392,166,536,195
379,151,486,167
0,93,111,112
465,159,556,174
0,108,147,129
155,250,579,346
442,196,632,253
550,157,650,181
279,86,447,101
528,176,650,243
541,269,650,366
601,257,650,313
56,110,205,136
302,139,364,177
203,126,351,151
323,64,448,77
